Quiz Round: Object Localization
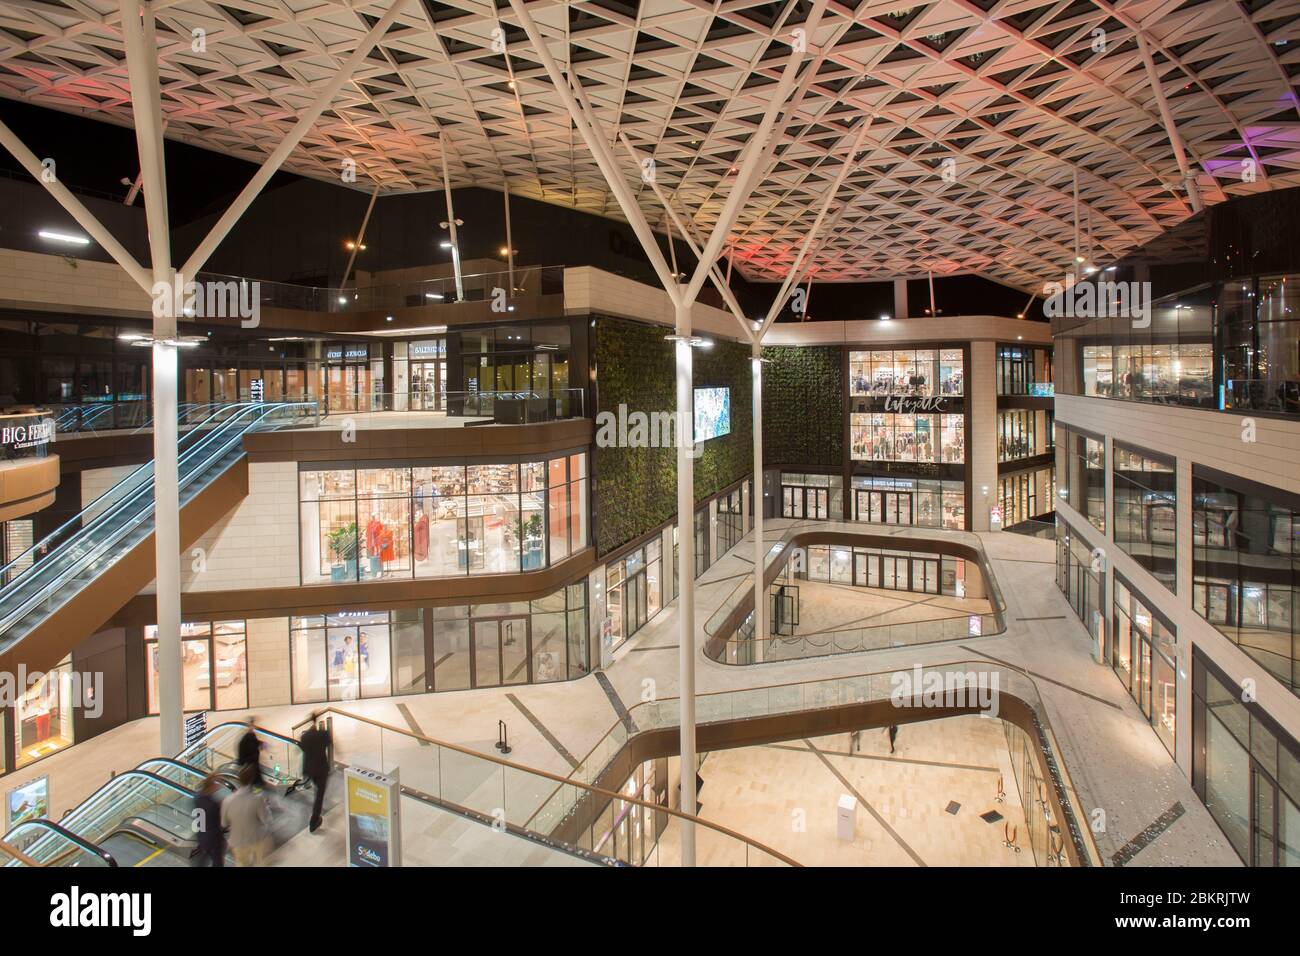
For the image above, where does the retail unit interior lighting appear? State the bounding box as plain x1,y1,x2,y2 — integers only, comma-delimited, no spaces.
38,229,90,245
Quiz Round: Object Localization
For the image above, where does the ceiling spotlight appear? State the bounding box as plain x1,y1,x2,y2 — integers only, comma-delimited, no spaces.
440,241,453,249
1016,313,1025,319
386,315,394,322
337,296,348,305
1074,255,1085,263
507,79,516,89
39,229,90,245
879,314,891,321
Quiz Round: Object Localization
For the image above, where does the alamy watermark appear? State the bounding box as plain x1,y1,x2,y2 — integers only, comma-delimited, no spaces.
889,665,1000,718
0,665,103,719
595,404,702,459
1042,274,1151,329
151,273,260,328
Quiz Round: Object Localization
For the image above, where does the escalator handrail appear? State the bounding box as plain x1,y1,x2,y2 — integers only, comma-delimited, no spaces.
0,402,254,584
0,403,315,636
1,818,119,867
181,721,306,776
0,406,261,629
136,757,238,791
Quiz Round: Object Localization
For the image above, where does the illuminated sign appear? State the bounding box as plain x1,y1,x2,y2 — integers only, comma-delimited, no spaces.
0,415,55,461
881,395,949,414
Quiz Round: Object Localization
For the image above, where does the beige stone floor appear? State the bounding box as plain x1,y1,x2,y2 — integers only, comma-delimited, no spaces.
265,781,593,868
785,578,992,635
34,519,1242,867
661,717,1035,867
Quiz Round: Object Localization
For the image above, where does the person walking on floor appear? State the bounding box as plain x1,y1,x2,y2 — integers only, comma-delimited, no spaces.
237,717,265,788
887,725,898,754
221,764,272,867
192,774,225,867
299,714,332,833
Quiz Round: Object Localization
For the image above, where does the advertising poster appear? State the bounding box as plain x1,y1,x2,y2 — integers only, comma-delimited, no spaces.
7,776,49,829
345,767,401,867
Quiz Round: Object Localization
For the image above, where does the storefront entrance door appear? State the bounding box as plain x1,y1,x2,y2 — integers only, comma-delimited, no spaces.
862,490,913,525
472,616,530,687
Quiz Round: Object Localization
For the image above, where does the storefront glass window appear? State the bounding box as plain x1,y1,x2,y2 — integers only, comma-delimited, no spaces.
1112,444,1177,592
850,412,965,462
300,454,588,584
1192,471,1299,697
849,348,963,396
14,656,74,768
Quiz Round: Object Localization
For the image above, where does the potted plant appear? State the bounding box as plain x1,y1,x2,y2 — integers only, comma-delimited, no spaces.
512,513,545,570
327,523,358,581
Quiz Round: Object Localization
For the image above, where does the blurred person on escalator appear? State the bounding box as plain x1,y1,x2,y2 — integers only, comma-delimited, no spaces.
299,713,332,833
221,764,272,866
237,717,265,789
193,774,225,867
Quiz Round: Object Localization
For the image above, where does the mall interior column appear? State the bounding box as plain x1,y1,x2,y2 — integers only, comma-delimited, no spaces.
675,295,697,864
752,344,767,651
121,0,183,755
969,340,997,532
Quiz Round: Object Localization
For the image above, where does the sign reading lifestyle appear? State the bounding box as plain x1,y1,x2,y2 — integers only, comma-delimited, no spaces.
880,395,949,414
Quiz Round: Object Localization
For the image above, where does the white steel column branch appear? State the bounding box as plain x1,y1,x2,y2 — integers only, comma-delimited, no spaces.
439,142,466,302
507,0,680,299
0,119,152,292
121,0,183,756
508,0,823,867
341,183,381,290
751,344,766,650
673,306,697,858
181,0,410,278
1135,31,1203,214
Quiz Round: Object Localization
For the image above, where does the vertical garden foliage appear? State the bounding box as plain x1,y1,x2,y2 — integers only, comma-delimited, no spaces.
592,316,752,556
761,345,843,467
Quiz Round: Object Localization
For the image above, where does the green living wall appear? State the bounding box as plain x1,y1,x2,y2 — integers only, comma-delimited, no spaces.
761,345,843,468
592,316,753,557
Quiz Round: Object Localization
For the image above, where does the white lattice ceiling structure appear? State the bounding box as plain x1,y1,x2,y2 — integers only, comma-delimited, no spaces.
1,0,1299,291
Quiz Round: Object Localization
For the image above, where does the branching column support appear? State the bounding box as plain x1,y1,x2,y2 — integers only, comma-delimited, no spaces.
507,0,826,865
1135,31,1203,214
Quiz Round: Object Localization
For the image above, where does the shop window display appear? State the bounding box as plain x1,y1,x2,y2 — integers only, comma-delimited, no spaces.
1112,444,1177,593
1112,577,1176,757
849,412,964,463
299,454,588,584
146,621,248,714
849,349,964,396
1055,423,1105,533
1192,471,1300,696
851,476,964,530
285,585,587,702
14,656,75,768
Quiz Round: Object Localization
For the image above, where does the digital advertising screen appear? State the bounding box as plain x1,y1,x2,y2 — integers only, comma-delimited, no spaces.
7,776,49,828
693,387,731,443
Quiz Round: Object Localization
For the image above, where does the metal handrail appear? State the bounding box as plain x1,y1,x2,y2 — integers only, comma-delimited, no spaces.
290,707,801,866
545,659,1104,867
0,401,244,583
1,818,119,867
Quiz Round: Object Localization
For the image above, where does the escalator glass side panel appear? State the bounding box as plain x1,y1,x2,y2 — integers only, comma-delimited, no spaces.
1,819,116,867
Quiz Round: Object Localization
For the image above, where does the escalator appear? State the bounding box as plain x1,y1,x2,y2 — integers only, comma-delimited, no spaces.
2,723,310,868
0,401,318,675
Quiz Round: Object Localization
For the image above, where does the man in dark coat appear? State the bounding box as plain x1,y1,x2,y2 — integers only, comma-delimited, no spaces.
192,775,225,867
299,715,332,833
237,718,265,788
